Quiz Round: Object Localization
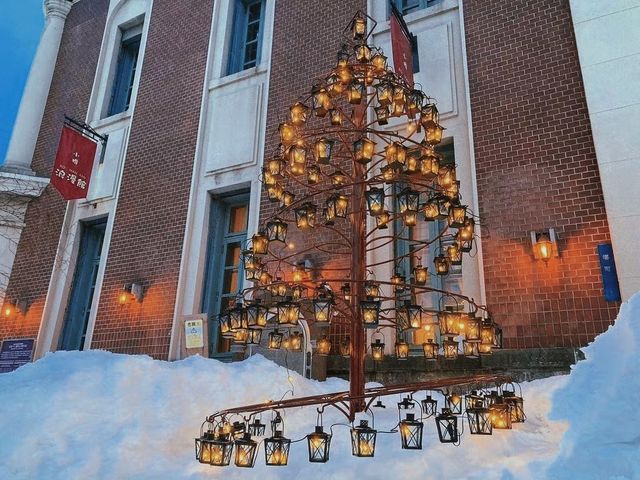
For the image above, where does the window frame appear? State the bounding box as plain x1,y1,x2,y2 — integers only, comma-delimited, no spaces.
227,0,266,75
106,29,142,117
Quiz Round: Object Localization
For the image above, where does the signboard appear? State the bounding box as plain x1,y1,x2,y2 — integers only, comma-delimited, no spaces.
390,4,415,87
51,125,97,200
185,318,204,349
597,244,621,302
0,339,35,373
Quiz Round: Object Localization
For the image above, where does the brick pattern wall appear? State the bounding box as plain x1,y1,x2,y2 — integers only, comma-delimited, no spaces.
2,0,109,342
462,0,619,347
260,0,366,349
90,0,213,359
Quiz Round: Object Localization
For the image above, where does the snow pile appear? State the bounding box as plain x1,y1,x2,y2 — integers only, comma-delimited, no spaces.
0,294,638,479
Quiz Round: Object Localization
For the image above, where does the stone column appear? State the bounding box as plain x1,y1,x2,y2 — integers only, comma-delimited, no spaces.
2,0,73,175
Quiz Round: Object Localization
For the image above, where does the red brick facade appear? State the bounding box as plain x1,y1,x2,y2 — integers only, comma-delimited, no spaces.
2,0,109,342
91,0,213,359
462,0,619,347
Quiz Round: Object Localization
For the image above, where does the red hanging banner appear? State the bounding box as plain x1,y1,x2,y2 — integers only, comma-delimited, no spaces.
390,8,414,87
51,125,97,200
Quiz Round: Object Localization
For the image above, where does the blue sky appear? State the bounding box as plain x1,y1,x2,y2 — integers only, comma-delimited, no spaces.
0,1,44,164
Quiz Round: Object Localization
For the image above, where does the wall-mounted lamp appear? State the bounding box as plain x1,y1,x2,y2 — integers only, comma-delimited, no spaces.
3,299,27,318
119,282,144,305
530,229,558,261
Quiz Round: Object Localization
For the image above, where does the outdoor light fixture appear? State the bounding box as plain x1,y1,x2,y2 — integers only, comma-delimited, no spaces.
531,229,558,261
267,156,286,179
422,340,438,360
375,211,390,229
354,137,376,164
467,407,492,435
489,399,512,430
361,298,381,327
280,191,295,208
446,394,464,415
347,80,366,104
248,418,266,436
247,328,262,345
233,328,249,345
434,254,450,275
267,183,283,202
443,339,459,360
413,263,428,284
371,51,387,72
463,340,480,358
435,409,459,444
290,102,310,126
329,109,342,125
391,271,405,292
316,335,332,356
447,243,462,266
366,187,385,215
355,44,372,63
234,433,258,468
277,300,300,327
330,170,348,186
196,427,233,466
264,431,291,466
502,386,526,423
448,204,466,228
266,218,287,243
119,283,143,305
371,337,385,361
438,308,459,337
395,340,409,360
251,231,269,255
421,395,438,416
307,164,321,184
278,123,296,146
425,123,444,145
375,105,389,125
268,330,284,350
219,312,233,339
327,193,349,218
307,425,332,463
399,413,423,450
351,420,377,457
364,281,378,300
314,137,334,164
313,294,334,325
385,142,406,167
326,73,344,96
312,86,331,117
295,203,317,230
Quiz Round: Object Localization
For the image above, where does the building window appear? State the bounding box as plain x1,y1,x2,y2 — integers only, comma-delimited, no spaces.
227,0,266,75
107,27,142,117
392,0,441,16
201,191,250,358
59,218,107,351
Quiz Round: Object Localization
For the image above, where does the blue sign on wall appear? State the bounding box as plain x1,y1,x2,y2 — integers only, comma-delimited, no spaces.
0,339,35,373
597,244,621,302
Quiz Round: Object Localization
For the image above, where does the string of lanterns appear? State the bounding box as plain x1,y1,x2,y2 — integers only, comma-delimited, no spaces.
195,382,526,467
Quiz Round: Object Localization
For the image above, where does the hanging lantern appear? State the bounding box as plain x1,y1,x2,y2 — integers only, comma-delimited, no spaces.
371,51,387,72
455,230,474,253
435,409,459,444
443,339,458,360
437,165,456,189
405,151,421,174
361,298,381,328
479,342,493,355
420,103,439,127
292,284,307,299
365,187,385,216
273,277,288,297
447,243,462,266
247,418,266,436
403,211,417,227
326,73,344,97
231,421,246,441
375,211,391,229
463,340,479,358
385,142,407,166
340,336,351,357
354,137,376,164
312,295,334,325
251,231,269,255
247,328,262,345
307,426,331,463
341,283,352,301
446,394,464,415
267,156,286,179
288,143,307,168
242,250,260,272
467,407,492,435
460,217,475,241
434,254,450,275
330,170,348,186
259,270,273,286
278,123,296,146
448,204,467,228
465,314,480,341
329,109,342,126
233,328,249,345
280,190,295,208
377,81,393,105
316,335,332,356
396,307,410,332
420,148,440,178
445,180,460,200
413,264,428,285
266,218,287,243
364,281,380,298
327,193,349,218
267,182,284,202
354,44,372,63
375,105,389,125
399,413,423,450
314,137,334,164
422,339,438,360
480,319,495,346
277,300,300,327
390,271,405,292
502,388,526,423
407,302,422,328
229,303,247,330
195,428,234,466
262,167,276,186
406,90,424,117
397,187,419,214
465,391,485,410
264,431,291,466
234,433,258,468
347,80,365,104
289,102,310,126
312,86,331,117
489,399,512,430
371,338,385,361
306,164,321,185
351,12,367,40
288,331,303,351
268,330,284,350
295,203,317,229
351,420,377,457
421,395,438,417
395,340,409,360
425,123,444,145
380,164,399,184
219,312,234,339
281,335,291,350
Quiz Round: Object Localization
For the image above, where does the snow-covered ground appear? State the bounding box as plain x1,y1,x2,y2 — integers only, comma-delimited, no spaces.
1,294,639,479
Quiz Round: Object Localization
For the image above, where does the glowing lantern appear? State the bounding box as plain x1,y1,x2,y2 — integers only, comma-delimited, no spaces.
251,231,269,255
489,399,512,430
326,73,344,97
264,431,291,466
371,338,385,361
351,13,367,40
337,44,350,67
278,123,296,146
267,156,286,179
422,395,438,416
460,217,475,241
380,164,400,183
365,187,385,215
405,152,421,174
307,164,320,185
295,203,316,230
266,218,287,243
268,330,284,350
420,104,439,126
233,328,249,345
423,199,440,221
289,331,303,351
448,204,466,228
443,339,458,360
375,105,389,125
361,298,381,328
307,426,331,463
406,90,424,117
377,81,393,105
425,123,444,145
316,335,332,356
277,300,300,327
247,328,262,345
391,271,405,292
289,102,310,126
219,312,234,339
246,302,267,329
354,137,376,164
395,340,409,359
313,294,334,325
195,428,234,466
435,409,459,444
447,243,462,266
351,420,377,457
327,193,349,218
364,281,380,298
434,254,450,275
280,190,295,207
331,170,348,186
314,137,335,164
371,52,387,72
312,86,331,117
532,232,555,261
422,339,438,360
421,148,440,178
399,413,423,450
463,340,479,358
437,165,456,189
446,394,464,415
403,211,417,227
375,211,391,229
467,407,492,435
397,187,419,214
234,433,258,468
267,182,283,202
347,81,365,104
329,109,342,126
413,264,428,285
354,44,372,63
385,142,407,166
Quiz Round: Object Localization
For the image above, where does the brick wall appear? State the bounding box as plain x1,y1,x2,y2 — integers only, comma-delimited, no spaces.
90,0,213,359
2,0,109,342
462,0,619,347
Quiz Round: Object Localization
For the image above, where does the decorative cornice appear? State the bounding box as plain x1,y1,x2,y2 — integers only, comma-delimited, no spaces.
44,0,73,21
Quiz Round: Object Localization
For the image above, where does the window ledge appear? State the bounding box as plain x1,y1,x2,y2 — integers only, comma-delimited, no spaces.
91,110,132,131
209,64,268,91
